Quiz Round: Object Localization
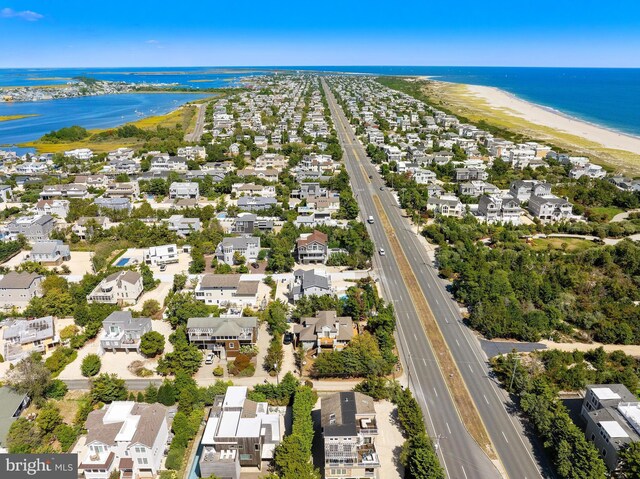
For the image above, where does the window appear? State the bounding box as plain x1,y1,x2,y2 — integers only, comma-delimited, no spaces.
137,457,148,465
255,444,260,450
135,446,146,453
229,343,234,349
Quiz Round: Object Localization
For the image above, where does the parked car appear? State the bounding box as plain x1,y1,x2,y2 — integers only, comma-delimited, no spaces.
205,353,214,364
283,332,293,345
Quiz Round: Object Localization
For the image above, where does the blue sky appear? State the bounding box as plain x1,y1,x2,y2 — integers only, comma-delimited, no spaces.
1,1,640,67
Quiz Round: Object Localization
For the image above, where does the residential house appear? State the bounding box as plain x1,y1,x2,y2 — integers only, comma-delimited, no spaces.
2,316,58,362
290,269,332,302
88,271,144,305
80,401,172,479
0,272,43,309
215,237,260,265
95,197,132,211
186,316,258,359
144,244,179,266
528,195,573,221
570,163,607,180
195,274,263,309
454,167,488,182
150,155,188,172
29,240,71,265
177,146,206,161
237,196,278,211
232,183,277,197
412,169,437,185
231,213,274,234
458,181,500,197
255,153,287,170
321,392,380,479
236,168,279,182
40,184,90,200
509,180,552,203
104,182,140,199
581,384,640,471
75,174,111,188
72,217,113,240
0,184,13,202
426,195,464,217
169,182,200,200
34,199,69,218
166,215,201,236
99,311,152,354
199,386,282,479
294,311,354,351
477,195,522,225
296,230,329,264
64,148,93,160
0,387,29,452
5,215,55,242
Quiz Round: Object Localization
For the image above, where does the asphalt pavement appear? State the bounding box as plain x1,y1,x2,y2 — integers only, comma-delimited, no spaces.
322,79,548,479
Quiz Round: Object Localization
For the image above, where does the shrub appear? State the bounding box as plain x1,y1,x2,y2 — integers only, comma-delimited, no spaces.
165,444,185,470
59,325,79,342
81,354,101,377
228,353,252,376
213,366,224,377
45,379,68,400
54,423,77,451
140,331,165,358
91,374,127,403
45,347,77,376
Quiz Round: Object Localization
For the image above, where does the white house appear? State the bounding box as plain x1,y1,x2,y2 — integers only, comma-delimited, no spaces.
144,244,179,266
80,402,172,479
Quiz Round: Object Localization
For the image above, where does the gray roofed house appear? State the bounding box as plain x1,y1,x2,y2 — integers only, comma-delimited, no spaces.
0,386,30,451
237,196,278,211
187,316,258,358
0,272,43,310
195,274,263,309
5,214,55,242
88,271,144,305
527,194,573,221
81,401,172,479
294,311,354,352
426,195,464,217
321,392,380,479
3,316,58,361
581,384,640,470
99,311,152,353
94,197,132,211
230,213,275,234
290,269,332,302
215,236,260,266
166,215,201,236
29,240,71,265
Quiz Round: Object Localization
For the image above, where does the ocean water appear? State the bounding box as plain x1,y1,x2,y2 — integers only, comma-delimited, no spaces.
0,92,210,146
290,66,640,137
1,67,639,147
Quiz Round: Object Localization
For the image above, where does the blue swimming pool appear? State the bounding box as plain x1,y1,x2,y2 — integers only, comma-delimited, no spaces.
115,258,130,267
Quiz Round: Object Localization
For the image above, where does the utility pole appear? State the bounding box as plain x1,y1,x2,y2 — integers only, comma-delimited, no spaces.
509,356,520,392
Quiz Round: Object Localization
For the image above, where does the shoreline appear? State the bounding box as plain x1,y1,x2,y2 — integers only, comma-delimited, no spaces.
415,75,640,157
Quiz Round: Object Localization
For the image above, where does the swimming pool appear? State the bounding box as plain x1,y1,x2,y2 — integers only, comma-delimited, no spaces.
115,258,130,267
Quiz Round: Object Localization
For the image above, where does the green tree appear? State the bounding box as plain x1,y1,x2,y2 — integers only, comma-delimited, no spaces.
81,354,102,377
6,418,42,453
91,373,128,403
6,355,52,400
37,402,63,434
140,263,159,291
619,442,640,479
142,299,162,318
144,383,159,403
140,331,165,357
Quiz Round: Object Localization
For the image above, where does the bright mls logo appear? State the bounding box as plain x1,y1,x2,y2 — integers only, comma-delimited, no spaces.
0,454,77,479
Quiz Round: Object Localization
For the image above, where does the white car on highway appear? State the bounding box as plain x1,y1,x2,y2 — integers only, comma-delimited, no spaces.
379,248,386,256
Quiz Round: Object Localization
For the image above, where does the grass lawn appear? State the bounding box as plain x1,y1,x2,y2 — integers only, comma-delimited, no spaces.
529,237,596,252
588,206,625,222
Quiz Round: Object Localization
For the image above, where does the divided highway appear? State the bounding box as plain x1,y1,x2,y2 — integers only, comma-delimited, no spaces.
322,79,545,479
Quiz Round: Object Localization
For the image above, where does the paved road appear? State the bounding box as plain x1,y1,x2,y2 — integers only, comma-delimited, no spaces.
184,102,207,142
63,378,163,390
323,80,548,479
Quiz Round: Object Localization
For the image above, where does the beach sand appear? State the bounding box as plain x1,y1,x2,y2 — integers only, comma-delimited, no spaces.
463,84,640,156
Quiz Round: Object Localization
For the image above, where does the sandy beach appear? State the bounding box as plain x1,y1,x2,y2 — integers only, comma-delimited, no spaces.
463,83,640,156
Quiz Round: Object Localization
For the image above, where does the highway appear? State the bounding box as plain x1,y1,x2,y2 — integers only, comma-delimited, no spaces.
322,79,546,479
184,102,208,142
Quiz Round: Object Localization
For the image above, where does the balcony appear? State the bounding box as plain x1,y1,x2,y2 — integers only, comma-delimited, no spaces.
357,444,380,466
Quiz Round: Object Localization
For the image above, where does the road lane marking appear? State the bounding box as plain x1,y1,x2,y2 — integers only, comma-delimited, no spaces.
433,387,438,398
468,364,474,373
455,339,460,347
422,358,427,366
460,465,469,479
446,422,452,434
413,333,418,341
502,431,509,444
484,394,490,405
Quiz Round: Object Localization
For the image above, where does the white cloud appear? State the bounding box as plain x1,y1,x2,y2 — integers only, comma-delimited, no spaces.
1,7,44,21
145,39,159,44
